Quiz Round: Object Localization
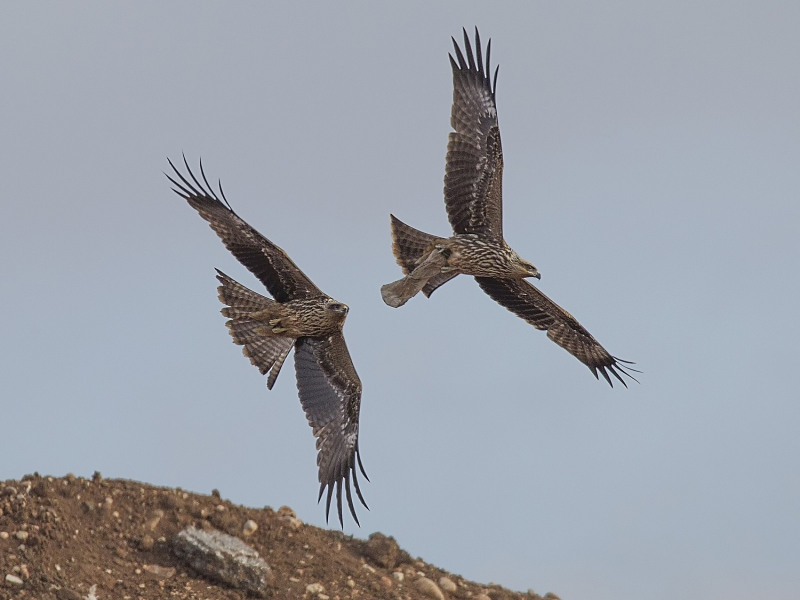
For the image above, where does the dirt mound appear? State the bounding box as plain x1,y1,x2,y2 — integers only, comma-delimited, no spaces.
0,473,557,600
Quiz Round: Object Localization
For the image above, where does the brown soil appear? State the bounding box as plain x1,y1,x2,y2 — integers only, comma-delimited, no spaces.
0,473,554,600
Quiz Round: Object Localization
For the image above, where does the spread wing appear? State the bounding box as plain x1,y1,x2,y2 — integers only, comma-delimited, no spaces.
167,157,322,302
475,277,638,387
444,28,504,239
294,334,368,527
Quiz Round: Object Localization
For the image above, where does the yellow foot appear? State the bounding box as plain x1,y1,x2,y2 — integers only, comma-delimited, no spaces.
272,326,288,334
268,318,282,326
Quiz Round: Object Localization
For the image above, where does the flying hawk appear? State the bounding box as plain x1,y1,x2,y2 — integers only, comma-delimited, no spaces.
381,29,637,387
167,157,368,526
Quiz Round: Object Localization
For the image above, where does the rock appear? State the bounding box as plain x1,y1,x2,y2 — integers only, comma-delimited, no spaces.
174,525,273,597
380,575,393,587
0,532,8,540
143,564,176,579
415,577,445,600
15,531,29,541
365,532,400,568
281,516,303,529
138,535,155,551
439,576,457,592
277,505,295,518
5,574,24,585
242,520,258,537
543,594,561,600
145,509,164,531
55,589,82,600
475,595,492,600
392,571,404,581
306,582,325,595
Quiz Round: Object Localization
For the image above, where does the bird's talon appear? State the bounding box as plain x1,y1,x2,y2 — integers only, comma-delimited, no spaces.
272,326,288,334
268,318,282,326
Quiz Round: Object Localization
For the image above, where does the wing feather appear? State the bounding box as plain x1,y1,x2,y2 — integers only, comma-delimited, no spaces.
167,157,322,302
475,277,637,387
444,28,504,238
294,334,368,527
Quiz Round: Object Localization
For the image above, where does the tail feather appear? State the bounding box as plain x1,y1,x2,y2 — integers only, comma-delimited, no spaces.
215,270,295,387
390,214,438,275
388,215,458,298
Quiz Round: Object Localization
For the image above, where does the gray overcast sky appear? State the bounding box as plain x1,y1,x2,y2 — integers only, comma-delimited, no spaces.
2,2,799,599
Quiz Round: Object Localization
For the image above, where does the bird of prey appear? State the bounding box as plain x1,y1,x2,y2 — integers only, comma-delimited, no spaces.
381,29,637,387
167,157,368,526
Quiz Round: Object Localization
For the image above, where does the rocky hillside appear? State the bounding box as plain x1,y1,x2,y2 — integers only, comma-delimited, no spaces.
0,473,560,600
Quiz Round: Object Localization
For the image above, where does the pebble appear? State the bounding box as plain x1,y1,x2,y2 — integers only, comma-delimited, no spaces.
242,520,258,537
5,574,23,585
15,531,29,541
543,594,561,600
0,532,8,540
143,564,176,579
146,509,164,531
139,535,155,551
277,506,296,519
365,532,400,569
415,577,445,600
20,565,29,579
439,576,457,592
306,582,325,595
474,595,492,600
346,578,355,588
392,571,404,581
380,575,393,587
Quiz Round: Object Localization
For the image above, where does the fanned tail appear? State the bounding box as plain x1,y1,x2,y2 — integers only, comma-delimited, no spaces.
215,269,295,389
388,215,458,300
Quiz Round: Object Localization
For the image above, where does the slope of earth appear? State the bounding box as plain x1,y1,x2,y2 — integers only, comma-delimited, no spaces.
0,473,559,600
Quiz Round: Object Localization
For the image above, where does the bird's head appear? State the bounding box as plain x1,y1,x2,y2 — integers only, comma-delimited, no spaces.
326,300,350,319
513,255,541,280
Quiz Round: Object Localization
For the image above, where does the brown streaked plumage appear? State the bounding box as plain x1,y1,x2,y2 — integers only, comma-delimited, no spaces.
382,28,637,387
167,157,368,526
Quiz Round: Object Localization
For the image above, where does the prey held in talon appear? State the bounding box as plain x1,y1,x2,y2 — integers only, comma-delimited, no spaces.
382,28,638,387
167,156,368,527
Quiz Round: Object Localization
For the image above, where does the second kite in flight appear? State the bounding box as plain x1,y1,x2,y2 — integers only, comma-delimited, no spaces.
382,29,637,387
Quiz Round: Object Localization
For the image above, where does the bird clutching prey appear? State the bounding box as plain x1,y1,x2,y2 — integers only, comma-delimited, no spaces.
167,157,368,527
381,29,637,387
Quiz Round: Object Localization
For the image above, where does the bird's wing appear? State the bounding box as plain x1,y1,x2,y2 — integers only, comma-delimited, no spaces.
294,334,368,527
475,277,637,387
167,157,322,302
444,28,504,239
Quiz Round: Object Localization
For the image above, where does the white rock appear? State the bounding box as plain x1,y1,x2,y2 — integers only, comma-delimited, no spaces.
242,520,258,537
306,582,325,595
415,577,445,600
439,576,457,592
0,532,8,540
15,531,28,541
5,574,24,585
392,571,404,581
